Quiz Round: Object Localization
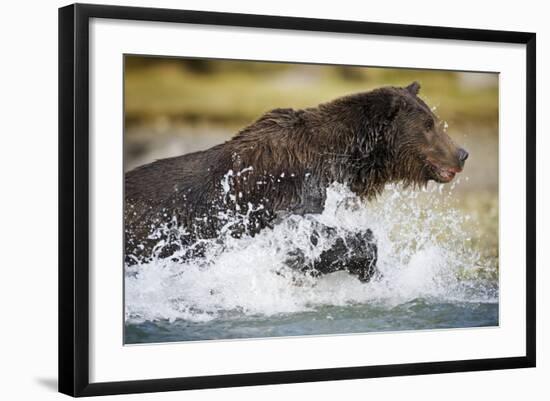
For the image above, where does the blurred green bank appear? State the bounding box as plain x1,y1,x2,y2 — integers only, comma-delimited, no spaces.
125,56,498,131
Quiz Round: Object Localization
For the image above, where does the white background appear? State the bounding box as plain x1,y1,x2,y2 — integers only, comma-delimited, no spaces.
0,0,547,399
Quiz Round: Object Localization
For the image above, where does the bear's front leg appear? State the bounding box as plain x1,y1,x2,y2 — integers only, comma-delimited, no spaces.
284,225,379,283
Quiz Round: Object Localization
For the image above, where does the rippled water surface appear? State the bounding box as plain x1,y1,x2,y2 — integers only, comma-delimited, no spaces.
126,300,498,344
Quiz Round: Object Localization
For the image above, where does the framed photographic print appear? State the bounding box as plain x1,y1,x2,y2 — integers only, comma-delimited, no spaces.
58,3,536,397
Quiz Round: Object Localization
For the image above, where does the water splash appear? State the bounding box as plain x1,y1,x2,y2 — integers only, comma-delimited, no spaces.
125,183,497,324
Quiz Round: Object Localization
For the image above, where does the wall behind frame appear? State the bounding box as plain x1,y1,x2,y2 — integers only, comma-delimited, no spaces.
0,0,546,400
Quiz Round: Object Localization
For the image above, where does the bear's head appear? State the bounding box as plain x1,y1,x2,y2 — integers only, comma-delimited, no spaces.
387,82,468,185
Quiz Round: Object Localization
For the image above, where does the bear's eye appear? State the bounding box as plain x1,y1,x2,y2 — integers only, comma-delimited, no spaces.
425,119,434,130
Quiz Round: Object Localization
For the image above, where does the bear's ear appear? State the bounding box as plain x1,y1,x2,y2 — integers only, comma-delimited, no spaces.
405,81,421,96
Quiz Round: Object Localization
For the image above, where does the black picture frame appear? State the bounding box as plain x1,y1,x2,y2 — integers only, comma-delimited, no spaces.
59,3,536,397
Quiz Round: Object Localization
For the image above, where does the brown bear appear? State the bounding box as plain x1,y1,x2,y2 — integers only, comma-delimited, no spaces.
125,82,468,281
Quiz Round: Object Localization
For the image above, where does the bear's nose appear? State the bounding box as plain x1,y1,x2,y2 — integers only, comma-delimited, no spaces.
458,148,469,165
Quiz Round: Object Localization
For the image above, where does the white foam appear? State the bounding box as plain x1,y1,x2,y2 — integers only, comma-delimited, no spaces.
125,183,497,323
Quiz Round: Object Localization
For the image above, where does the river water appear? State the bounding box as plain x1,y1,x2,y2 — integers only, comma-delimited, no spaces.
124,183,498,344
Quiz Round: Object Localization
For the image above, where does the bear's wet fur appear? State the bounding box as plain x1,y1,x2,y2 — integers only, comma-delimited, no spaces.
125,82,467,282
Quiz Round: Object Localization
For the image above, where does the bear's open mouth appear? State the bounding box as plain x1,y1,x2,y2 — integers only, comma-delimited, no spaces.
427,160,462,183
